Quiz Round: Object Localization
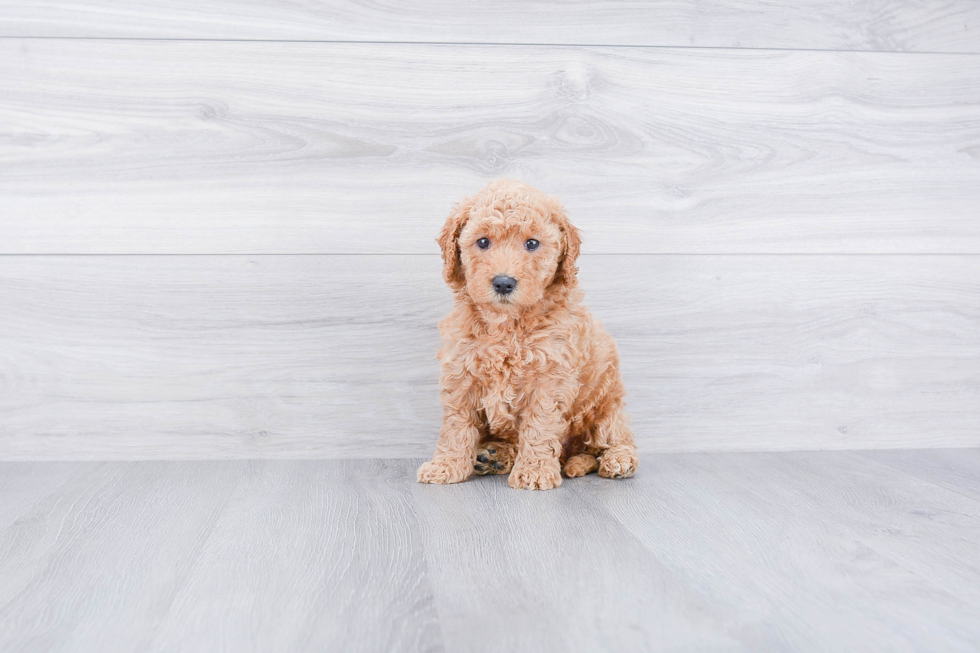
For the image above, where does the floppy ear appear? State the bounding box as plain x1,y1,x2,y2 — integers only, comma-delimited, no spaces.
547,197,582,289
436,197,473,290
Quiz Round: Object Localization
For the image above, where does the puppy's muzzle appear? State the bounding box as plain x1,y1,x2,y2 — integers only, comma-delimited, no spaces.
492,275,517,295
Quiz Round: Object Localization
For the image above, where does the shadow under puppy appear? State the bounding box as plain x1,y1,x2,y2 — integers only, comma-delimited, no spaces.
418,179,639,490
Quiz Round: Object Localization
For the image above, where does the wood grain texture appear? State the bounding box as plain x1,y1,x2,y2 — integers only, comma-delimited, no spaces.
0,462,97,532
2,454,979,652
1,254,977,459
0,460,443,653
147,460,443,652
0,461,244,652
859,448,980,500
0,255,446,459
590,451,980,651
3,40,980,254
412,468,744,652
0,1,978,53
767,452,980,595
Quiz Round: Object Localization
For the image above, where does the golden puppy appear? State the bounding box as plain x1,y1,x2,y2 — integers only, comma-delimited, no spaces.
417,179,638,490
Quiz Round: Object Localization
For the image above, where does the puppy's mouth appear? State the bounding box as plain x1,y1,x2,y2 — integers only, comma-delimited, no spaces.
484,293,519,310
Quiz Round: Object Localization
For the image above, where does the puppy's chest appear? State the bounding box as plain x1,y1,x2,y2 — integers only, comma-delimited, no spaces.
473,341,538,380
469,338,560,428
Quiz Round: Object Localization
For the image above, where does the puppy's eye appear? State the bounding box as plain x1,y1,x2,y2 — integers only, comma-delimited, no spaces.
525,239,540,251
476,237,490,250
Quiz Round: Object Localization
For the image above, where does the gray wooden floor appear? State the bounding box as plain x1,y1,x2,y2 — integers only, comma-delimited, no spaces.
2,450,979,652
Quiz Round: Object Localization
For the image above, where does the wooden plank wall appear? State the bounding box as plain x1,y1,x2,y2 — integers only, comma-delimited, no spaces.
1,3,978,459
1,1,978,52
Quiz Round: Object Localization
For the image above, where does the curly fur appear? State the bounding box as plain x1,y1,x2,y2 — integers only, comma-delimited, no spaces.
417,179,639,490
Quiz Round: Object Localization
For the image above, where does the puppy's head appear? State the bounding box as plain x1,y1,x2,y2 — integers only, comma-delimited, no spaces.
437,179,581,313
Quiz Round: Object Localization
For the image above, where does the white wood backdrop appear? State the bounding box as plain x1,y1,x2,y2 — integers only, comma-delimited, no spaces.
3,41,980,254
1,1,978,52
1,3,978,459
1,256,978,459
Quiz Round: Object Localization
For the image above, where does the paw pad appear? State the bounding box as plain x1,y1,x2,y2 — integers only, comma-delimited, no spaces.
473,442,514,475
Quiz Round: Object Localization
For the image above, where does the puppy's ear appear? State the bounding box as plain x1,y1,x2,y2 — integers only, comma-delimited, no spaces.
548,197,582,289
436,197,473,290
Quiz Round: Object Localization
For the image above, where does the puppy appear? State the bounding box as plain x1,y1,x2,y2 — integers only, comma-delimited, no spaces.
417,180,638,490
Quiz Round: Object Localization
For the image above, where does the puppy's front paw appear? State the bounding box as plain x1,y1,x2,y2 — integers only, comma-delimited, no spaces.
598,445,638,479
417,457,471,484
508,459,562,490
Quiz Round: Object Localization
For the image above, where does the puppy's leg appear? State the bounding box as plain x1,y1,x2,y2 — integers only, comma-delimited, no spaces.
593,407,639,479
509,396,566,490
418,380,483,485
474,440,517,475
563,453,599,478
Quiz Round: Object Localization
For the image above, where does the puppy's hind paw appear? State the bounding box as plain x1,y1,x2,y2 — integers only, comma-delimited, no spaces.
563,453,599,478
473,441,516,475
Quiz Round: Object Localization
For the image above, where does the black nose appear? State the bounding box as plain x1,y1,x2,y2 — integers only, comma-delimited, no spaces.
492,275,517,295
